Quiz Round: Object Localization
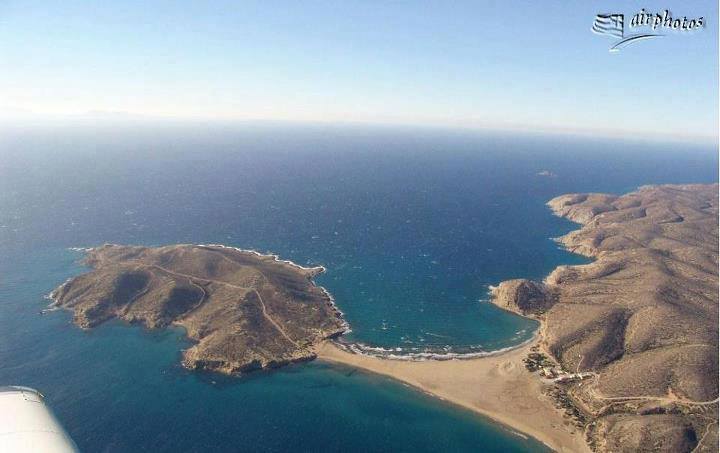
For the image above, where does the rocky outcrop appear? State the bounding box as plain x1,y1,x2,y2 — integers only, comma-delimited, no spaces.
489,279,555,315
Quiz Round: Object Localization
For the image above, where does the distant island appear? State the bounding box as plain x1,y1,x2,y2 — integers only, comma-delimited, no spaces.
49,244,347,373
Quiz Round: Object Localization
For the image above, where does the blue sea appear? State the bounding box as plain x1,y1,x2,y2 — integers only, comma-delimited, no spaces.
0,123,716,452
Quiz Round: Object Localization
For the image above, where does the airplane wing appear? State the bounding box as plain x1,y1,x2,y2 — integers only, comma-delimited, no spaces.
0,386,79,453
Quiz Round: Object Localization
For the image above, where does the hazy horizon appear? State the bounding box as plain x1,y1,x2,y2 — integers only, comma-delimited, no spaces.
1,0,718,142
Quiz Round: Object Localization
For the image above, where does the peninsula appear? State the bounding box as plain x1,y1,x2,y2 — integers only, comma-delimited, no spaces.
317,184,719,453
49,184,718,452
49,244,347,373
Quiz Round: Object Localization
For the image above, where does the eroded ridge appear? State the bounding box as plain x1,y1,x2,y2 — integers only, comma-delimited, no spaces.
492,184,719,452
50,244,347,374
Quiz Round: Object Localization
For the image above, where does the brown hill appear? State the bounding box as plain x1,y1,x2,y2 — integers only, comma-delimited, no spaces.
50,244,347,374
492,184,718,452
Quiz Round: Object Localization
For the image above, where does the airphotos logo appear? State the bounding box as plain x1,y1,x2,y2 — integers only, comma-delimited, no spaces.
592,9,704,52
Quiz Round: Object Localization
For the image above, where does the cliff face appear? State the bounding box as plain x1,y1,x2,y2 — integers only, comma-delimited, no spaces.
492,184,719,452
51,244,347,374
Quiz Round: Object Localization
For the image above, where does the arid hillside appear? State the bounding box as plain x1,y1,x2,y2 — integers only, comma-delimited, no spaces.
493,184,718,452
50,244,347,374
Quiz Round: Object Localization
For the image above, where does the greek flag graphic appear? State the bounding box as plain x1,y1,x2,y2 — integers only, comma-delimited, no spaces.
592,14,624,38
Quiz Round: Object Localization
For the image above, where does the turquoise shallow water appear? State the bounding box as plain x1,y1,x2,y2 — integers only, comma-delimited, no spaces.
0,248,548,452
0,124,717,451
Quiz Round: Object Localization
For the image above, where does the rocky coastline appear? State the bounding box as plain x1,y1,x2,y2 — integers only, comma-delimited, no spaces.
489,184,719,452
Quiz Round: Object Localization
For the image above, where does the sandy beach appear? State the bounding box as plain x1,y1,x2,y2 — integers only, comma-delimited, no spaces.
316,339,590,453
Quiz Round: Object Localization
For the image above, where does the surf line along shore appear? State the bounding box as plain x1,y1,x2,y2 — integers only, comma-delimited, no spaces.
313,225,587,452
313,199,589,452
314,329,589,453
311,240,588,451
317,184,720,453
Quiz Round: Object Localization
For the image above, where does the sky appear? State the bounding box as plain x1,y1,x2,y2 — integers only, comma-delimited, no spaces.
0,0,718,142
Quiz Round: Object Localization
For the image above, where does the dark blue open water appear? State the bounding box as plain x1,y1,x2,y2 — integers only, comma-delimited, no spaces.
0,123,716,451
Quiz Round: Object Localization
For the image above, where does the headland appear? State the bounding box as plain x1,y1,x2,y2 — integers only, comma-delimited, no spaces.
50,244,347,374
318,183,718,452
